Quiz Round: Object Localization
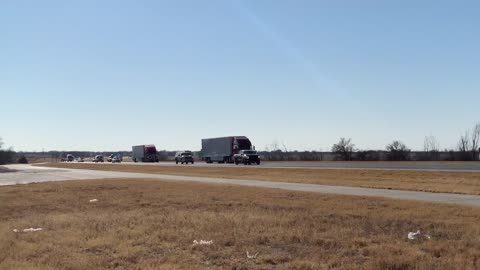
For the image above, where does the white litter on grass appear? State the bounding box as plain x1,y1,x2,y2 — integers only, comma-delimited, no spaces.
408,230,431,240
13,228,43,233
246,251,259,259
408,230,421,240
192,240,213,246
23,228,43,232
89,199,98,203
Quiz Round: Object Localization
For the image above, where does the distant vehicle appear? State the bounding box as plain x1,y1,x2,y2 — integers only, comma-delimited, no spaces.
175,151,194,164
93,155,104,163
111,156,121,163
66,154,74,162
75,157,84,162
107,154,114,162
132,145,159,162
234,150,261,165
201,136,255,164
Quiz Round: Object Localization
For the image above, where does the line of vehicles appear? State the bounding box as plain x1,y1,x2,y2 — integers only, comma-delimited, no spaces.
63,136,260,166
62,154,122,163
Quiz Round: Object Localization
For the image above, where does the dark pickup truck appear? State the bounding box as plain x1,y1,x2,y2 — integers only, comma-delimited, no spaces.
233,150,261,165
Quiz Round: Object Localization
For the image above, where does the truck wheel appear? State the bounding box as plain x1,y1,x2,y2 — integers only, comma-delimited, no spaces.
243,161,248,165
235,161,239,165
192,161,194,164
257,160,261,165
176,160,178,164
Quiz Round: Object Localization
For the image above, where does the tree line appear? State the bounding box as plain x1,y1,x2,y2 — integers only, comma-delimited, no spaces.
263,122,480,161
2,123,479,163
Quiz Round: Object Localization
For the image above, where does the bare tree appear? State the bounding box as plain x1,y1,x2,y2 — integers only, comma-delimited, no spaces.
472,123,480,160
424,135,440,152
386,140,410,161
331,138,355,161
458,131,470,153
266,141,280,152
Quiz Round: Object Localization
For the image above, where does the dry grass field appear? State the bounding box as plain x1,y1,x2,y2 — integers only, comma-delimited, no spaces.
41,163,480,195
1,179,480,269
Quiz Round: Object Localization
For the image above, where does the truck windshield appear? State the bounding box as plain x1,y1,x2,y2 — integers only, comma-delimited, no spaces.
237,139,252,150
145,147,157,154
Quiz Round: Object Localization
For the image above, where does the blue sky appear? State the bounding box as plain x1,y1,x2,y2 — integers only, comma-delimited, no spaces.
1,0,479,152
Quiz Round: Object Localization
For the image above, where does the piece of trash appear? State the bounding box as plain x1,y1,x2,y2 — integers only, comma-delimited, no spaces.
192,240,213,246
246,251,259,259
89,199,98,203
23,228,43,232
408,230,421,240
14,228,43,233
408,230,431,240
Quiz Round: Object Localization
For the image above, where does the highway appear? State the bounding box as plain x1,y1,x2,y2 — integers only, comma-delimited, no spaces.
2,164,480,207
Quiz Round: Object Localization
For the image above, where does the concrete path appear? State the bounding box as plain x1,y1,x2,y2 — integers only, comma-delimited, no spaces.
2,164,480,207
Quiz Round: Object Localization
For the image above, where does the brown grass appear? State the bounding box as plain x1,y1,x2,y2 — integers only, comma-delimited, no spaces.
1,179,480,269
40,163,480,195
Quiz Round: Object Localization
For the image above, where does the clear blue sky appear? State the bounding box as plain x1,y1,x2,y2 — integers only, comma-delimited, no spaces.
1,0,479,152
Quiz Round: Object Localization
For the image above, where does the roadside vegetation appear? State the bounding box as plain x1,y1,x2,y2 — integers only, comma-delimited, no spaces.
42,163,480,195
0,138,15,165
1,179,480,269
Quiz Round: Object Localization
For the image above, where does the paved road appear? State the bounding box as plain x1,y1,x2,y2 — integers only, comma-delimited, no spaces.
2,164,480,207
97,161,480,172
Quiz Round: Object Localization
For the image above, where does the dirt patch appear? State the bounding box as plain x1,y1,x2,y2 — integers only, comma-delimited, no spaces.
40,163,480,195
1,179,479,269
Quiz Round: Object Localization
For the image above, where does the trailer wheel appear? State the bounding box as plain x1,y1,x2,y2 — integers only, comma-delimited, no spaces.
256,160,261,165
192,161,194,164
176,160,178,164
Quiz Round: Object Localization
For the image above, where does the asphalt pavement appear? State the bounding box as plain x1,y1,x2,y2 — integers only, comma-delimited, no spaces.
2,164,480,207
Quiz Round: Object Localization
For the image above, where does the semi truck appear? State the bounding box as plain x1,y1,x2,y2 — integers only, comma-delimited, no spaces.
201,136,258,164
132,145,159,162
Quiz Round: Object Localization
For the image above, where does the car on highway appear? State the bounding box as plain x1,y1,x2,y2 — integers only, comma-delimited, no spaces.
233,150,261,165
111,156,121,163
93,155,104,163
175,151,194,164
75,157,84,162
66,154,75,162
